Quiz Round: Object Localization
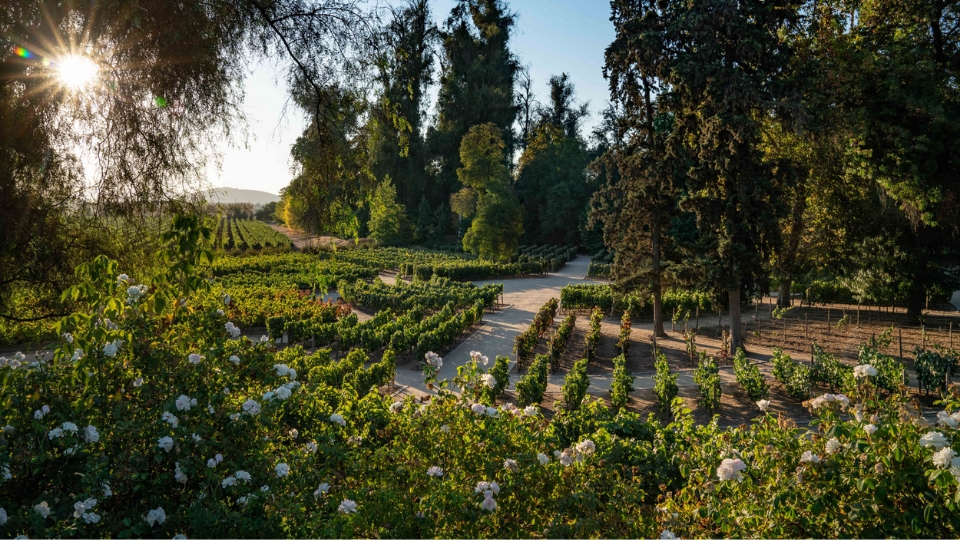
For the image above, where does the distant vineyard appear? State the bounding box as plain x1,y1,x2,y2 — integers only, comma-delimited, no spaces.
214,218,293,251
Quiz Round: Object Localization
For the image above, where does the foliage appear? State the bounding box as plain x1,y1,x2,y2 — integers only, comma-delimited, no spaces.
368,177,412,247
561,358,590,411
693,352,722,411
653,347,678,413
771,348,811,401
583,307,603,362
811,345,855,394
617,312,631,356
214,218,293,252
548,313,576,370
515,354,549,407
733,348,769,402
488,354,511,403
455,123,524,261
856,333,906,392
514,299,559,366
915,348,958,395
610,354,635,412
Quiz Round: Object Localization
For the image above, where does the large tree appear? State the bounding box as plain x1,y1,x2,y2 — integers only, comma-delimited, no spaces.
454,123,523,260
428,0,519,211
369,0,438,213
0,0,375,324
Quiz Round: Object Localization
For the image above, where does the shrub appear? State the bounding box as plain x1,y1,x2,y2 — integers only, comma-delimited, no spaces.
548,313,576,369
610,354,635,411
516,354,549,407
266,315,286,339
811,344,855,393
488,354,511,402
733,348,769,402
653,347,678,412
617,312,631,356
915,348,957,394
694,351,722,411
584,307,603,362
561,358,590,411
771,347,811,400
857,341,906,392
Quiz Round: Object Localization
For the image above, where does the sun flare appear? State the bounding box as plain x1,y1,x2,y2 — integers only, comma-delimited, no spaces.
56,55,99,91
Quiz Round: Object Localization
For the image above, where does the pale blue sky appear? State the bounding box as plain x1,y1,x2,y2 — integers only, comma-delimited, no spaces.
210,0,614,195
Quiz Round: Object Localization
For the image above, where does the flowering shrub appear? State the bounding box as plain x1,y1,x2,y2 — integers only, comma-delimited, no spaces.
5,217,960,538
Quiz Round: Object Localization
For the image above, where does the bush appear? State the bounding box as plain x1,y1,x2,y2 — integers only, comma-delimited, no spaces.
653,347,678,412
488,354,511,402
516,354,549,407
617,312,631,356
733,348,769,402
266,315,286,339
610,354,634,411
561,358,590,411
694,351,722,411
857,339,906,392
584,307,602,362
548,313,576,369
771,347,811,400
915,348,957,394
811,344,855,393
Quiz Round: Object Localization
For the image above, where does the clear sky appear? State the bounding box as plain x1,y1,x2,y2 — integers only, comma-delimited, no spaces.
209,0,614,196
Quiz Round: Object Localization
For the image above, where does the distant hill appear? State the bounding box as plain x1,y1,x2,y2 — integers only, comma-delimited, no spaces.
203,187,280,206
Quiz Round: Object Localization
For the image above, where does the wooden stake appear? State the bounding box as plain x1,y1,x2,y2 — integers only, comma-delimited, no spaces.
857,304,860,328
950,322,953,349
922,325,926,349
696,306,700,330
827,308,831,335
805,313,809,341
899,328,903,358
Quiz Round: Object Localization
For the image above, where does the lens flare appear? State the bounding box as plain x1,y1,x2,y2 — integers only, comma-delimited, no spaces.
56,55,99,91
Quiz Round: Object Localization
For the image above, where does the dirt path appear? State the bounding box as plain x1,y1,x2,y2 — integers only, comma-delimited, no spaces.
268,224,367,251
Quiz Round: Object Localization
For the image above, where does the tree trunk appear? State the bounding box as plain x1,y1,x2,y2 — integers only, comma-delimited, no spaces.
651,217,667,337
728,287,742,356
778,279,792,308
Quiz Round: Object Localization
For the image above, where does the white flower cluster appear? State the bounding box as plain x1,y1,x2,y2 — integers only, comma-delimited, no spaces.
74,498,100,524
263,381,299,402
34,404,51,419
158,436,175,452
426,466,444,477
162,411,179,427
552,439,595,467
206,453,224,468
475,481,500,511
480,373,496,388
176,395,198,411
2,465,10,482
424,351,442,369
35,501,51,518
275,463,291,477
469,350,489,366
188,353,204,365
145,506,166,526
242,399,261,415
807,393,850,410
853,364,877,379
103,339,122,358
126,284,148,304
330,413,346,426
716,458,747,482
47,421,81,440
225,321,241,338
313,482,331,499
338,499,358,514
937,410,960,429
800,450,821,464
503,458,518,473
825,437,842,454
229,355,241,365
174,462,188,484
0,352,26,369
222,470,252,488
756,399,770,412
920,431,949,449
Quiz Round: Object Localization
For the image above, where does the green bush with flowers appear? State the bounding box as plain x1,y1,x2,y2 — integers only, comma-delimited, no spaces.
3,217,960,538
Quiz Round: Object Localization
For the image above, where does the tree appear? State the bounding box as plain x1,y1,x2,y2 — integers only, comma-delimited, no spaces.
428,0,519,206
516,74,594,246
0,0,376,323
368,177,411,246
369,0,438,212
454,123,523,260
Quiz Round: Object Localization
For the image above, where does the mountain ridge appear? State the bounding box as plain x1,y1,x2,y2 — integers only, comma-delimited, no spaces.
203,187,280,205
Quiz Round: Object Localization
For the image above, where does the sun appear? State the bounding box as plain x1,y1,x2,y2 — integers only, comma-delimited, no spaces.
56,55,99,91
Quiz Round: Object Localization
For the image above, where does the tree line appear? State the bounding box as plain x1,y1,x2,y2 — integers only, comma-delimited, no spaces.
595,0,960,353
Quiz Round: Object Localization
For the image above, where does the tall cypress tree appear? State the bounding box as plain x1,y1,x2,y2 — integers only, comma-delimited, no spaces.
369,0,438,213
428,0,519,211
